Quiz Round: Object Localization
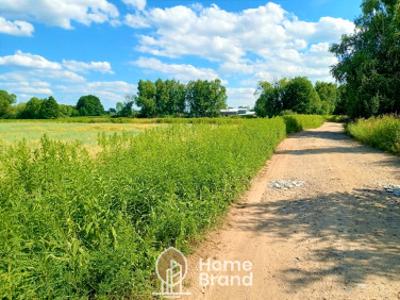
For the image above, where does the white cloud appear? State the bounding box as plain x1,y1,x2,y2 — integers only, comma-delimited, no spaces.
0,51,126,107
1,80,52,95
133,57,220,82
62,60,113,74
0,51,113,76
226,87,256,107
123,0,146,11
0,16,34,36
0,0,119,29
129,2,354,81
126,2,354,106
0,50,61,69
124,13,149,28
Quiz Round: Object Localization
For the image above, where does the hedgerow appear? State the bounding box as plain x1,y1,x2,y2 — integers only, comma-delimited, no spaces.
0,118,292,298
347,115,400,155
283,114,325,133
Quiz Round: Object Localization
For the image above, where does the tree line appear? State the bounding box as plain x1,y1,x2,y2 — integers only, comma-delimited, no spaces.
254,77,340,117
0,91,105,119
112,79,227,117
0,79,227,119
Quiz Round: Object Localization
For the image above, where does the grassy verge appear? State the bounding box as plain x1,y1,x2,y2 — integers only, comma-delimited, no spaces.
0,116,325,298
283,114,325,133
347,115,400,155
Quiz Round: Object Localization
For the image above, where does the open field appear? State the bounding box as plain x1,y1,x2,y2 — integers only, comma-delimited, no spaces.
1,117,297,298
0,122,157,146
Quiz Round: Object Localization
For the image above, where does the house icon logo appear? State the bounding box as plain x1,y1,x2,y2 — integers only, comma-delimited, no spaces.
152,247,191,298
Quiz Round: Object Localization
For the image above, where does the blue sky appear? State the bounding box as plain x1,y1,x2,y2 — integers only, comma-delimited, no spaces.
0,0,360,108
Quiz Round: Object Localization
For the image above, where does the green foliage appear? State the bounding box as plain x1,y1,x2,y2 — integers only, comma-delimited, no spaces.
283,114,326,133
76,95,105,116
255,77,333,116
115,96,136,117
0,90,16,117
135,80,157,117
135,79,186,117
254,81,285,117
330,0,400,117
20,97,44,119
39,96,60,119
0,118,291,298
186,79,227,117
282,77,321,114
135,78,227,117
347,115,400,154
315,81,338,114
58,104,78,117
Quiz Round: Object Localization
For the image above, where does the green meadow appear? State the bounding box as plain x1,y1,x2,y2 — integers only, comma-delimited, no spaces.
0,121,156,146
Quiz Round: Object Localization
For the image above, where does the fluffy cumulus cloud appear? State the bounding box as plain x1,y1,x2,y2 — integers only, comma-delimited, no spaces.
0,50,62,69
127,2,354,106
133,57,220,82
0,51,133,106
0,16,34,36
0,0,119,30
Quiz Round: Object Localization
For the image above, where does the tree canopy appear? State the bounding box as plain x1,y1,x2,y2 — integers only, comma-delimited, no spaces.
254,77,337,117
0,90,16,117
76,95,105,116
186,79,227,117
135,79,226,117
330,0,400,117
39,96,59,119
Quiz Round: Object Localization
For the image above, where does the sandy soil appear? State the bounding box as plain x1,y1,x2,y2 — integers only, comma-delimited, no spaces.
186,122,400,300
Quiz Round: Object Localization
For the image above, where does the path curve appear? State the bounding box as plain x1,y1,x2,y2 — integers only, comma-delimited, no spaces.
186,122,400,300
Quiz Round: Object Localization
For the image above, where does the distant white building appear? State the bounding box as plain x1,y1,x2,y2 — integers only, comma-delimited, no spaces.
220,106,255,116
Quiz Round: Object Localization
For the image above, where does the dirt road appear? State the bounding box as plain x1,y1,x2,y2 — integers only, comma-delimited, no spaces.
186,122,400,300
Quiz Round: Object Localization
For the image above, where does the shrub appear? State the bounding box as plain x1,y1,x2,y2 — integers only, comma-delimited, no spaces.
347,115,400,155
283,114,325,133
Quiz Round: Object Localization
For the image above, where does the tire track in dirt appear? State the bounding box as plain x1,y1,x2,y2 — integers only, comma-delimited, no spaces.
186,122,400,300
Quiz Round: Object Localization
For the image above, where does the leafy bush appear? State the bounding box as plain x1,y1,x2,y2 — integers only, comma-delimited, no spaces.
347,115,400,155
0,118,289,298
283,114,325,133
76,95,105,116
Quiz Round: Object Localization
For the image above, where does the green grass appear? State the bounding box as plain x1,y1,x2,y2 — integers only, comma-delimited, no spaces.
347,115,400,155
0,116,324,298
0,122,156,146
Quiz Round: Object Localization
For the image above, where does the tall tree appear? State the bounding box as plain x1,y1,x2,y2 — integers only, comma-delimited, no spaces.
39,96,59,119
76,95,104,116
330,0,400,117
254,80,287,117
186,79,227,117
0,90,16,117
165,80,186,115
135,80,157,117
20,97,44,119
315,81,338,114
282,77,321,114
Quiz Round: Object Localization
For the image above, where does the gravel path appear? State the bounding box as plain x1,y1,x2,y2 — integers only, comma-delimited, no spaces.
187,122,400,300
